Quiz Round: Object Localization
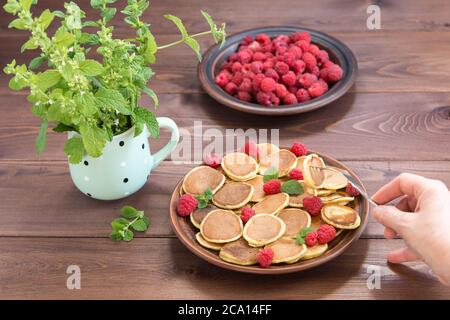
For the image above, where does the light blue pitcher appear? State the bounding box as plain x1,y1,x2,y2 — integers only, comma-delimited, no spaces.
68,117,179,200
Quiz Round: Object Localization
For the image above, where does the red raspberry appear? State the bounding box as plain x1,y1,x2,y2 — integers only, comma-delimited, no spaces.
282,71,297,87
289,168,304,180
317,224,336,244
327,64,343,82
203,153,222,169
263,179,281,194
265,52,274,59
308,81,327,98
239,78,252,92
176,194,198,217
310,65,320,77
298,73,317,88
241,63,251,73
345,182,360,196
240,35,253,46
297,32,311,43
243,71,255,80
308,44,320,56
290,142,307,156
229,53,238,62
288,45,303,59
296,40,310,52
231,62,242,73
224,81,237,95
287,86,298,94
305,231,318,247
302,52,317,69
238,49,252,64
241,207,255,224
317,50,329,62
319,67,329,82
243,141,259,158
296,88,311,103
231,72,244,86
256,33,271,45
260,77,276,92
283,93,298,105
257,248,274,268
221,62,232,72
263,60,275,71
269,92,280,106
256,91,271,106
215,72,229,87
274,83,288,98
265,68,279,82
318,79,328,91
283,52,296,66
322,60,335,69
252,73,265,91
248,41,262,52
250,61,263,74
292,60,306,74
253,51,266,61
303,196,323,216
275,34,290,44
274,61,289,75
290,32,304,42
237,91,252,102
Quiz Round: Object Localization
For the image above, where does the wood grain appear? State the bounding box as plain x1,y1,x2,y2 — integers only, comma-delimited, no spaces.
0,237,447,299
1,160,450,238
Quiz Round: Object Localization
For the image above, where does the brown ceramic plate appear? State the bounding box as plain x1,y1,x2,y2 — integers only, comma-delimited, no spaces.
169,150,369,274
198,26,357,116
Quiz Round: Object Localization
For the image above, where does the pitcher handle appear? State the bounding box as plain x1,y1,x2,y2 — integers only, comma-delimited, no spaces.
149,117,179,170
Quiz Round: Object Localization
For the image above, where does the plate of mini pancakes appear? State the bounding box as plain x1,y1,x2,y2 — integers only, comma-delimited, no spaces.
169,144,369,274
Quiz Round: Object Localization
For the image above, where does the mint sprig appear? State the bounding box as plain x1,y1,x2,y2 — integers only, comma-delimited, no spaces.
195,188,213,209
281,180,304,195
295,227,315,245
263,167,279,182
110,205,150,242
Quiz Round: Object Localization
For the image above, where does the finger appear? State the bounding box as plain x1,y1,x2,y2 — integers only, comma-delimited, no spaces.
384,227,397,239
395,196,417,212
372,173,428,205
372,205,411,235
387,247,420,263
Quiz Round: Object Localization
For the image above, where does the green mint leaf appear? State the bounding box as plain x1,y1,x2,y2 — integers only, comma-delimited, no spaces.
142,215,150,228
21,38,37,53
143,32,157,64
79,59,104,76
131,219,148,232
82,20,99,27
8,18,27,30
201,11,226,48
75,93,98,116
53,123,74,133
53,10,65,18
164,14,188,38
95,87,131,115
109,230,123,240
122,229,134,241
184,36,202,61
141,86,158,109
295,233,305,245
35,119,48,154
101,7,116,23
79,33,99,45
79,123,107,158
35,70,61,91
111,217,129,231
263,167,279,182
20,0,33,11
121,205,139,219
29,56,46,70
4,1,20,14
64,2,84,30
281,180,304,195
64,136,85,164
9,75,27,90
53,28,75,47
133,107,159,138
295,227,315,245
90,0,103,9
196,188,213,209
38,9,54,30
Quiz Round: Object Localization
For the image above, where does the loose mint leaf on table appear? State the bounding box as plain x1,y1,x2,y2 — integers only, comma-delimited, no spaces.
35,119,48,154
263,167,279,182
64,137,85,164
122,229,134,242
295,227,315,245
281,180,304,195
131,219,148,232
121,205,141,219
196,188,213,209
110,205,150,242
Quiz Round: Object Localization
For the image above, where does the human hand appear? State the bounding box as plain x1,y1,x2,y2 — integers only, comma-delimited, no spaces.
372,173,450,285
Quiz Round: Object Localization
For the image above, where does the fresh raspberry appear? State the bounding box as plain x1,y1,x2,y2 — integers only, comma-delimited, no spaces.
265,68,279,82
283,52,296,66
282,71,297,87
319,67,329,82
203,153,222,169
308,44,320,56
275,34,290,44
263,179,281,194
317,224,336,244
269,92,280,106
317,50,329,62
229,53,238,62
296,88,311,103
296,40,310,52
256,91,271,106
253,51,266,61
302,52,317,69
305,231,318,247
252,73,265,91
296,32,311,43
298,73,317,89
288,45,303,59
243,141,259,158
283,93,298,105
289,168,304,180
238,49,252,64
240,35,254,46
260,77,276,92
239,78,252,92
215,72,230,87
248,41,262,52
176,194,198,217
327,64,343,82
287,86,298,94
231,62,242,73
231,72,244,86
345,182,360,197
310,65,320,77
322,60,335,69
237,91,252,102
292,60,306,74
243,71,255,80
241,207,256,224
274,83,288,98
263,59,275,71
257,248,274,268
303,196,323,216
250,61,263,74
256,33,271,45
224,81,238,95
274,61,289,75
308,81,327,98
265,52,274,59
290,32,304,42
290,142,307,156
221,62,232,72
318,79,328,91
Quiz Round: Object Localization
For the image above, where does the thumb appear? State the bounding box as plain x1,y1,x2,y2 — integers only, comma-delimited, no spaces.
372,205,411,236
387,247,420,263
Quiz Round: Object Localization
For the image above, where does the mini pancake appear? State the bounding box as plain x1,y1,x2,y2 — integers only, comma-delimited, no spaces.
195,232,223,251
302,154,326,188
212,182,254,209
253,193,289,215
257,143,279,162
315,189,334,196
321,205,361,229
221,152,259,181
182,166,226,195
301,243,328,260
259,149,297,177
322,169,348,190
265,237,307,263
219,238,260,265
320,192,354,205
294,156,307,171
243,214,286,247
277,208,311,238
190,204,219,229
288,191,313,208
246,175,266,202
200,209,243,243
310,215,325,229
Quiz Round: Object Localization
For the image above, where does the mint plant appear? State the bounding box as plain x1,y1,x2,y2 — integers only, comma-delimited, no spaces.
3,0,225,163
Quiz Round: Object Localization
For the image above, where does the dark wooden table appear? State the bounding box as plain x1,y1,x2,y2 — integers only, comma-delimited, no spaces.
1,0,450,299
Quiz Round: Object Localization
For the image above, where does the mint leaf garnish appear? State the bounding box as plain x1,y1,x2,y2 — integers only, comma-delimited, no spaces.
281,180,304,195
196,188,213,209
263,167,279,182
295,227,315,245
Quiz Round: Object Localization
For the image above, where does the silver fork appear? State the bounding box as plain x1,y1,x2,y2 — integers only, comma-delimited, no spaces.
309,165,378,207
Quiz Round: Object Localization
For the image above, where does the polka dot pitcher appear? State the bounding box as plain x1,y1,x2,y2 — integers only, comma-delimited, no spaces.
67,117,179,200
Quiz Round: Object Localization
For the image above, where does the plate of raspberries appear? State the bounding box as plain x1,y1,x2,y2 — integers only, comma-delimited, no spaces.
198,26,357,115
